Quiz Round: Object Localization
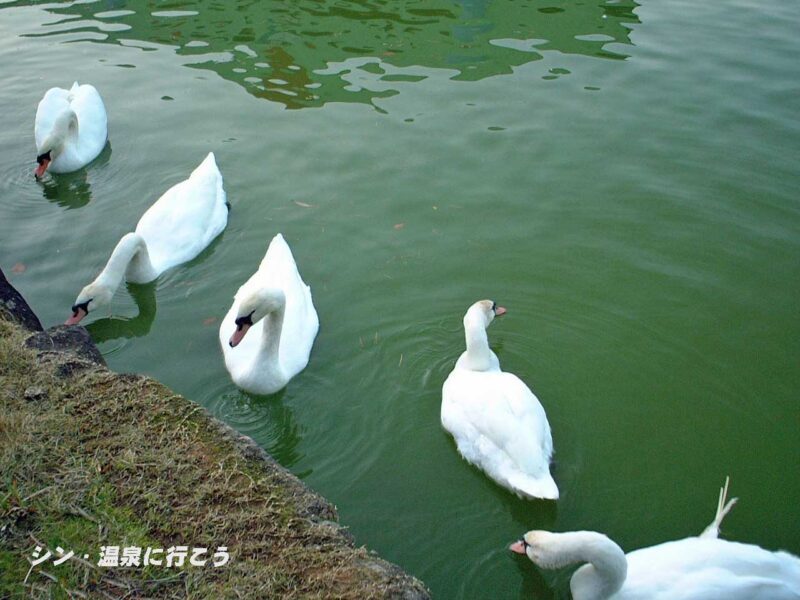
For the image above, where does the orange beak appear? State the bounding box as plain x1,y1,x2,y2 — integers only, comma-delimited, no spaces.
65,306,87,325
229,323,251,347
495,306,507,316
509,541,526,554
35,158,50,179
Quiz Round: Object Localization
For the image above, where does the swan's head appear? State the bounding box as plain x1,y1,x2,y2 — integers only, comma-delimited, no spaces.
35,150,52,179
509,531,562,567
35,110,77,178
65,282,113,325
511,530,627,600
465,299,507,329
229,288,286,347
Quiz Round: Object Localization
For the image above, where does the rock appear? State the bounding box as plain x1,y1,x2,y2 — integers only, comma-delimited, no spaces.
0,267,43,332
25,325,105,368
24,386,48,401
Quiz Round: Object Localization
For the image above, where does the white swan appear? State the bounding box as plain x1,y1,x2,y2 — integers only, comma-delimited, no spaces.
510,478,800,599
66,153,227,324
35,82,108,178
219,233,319,395
441,300,558,500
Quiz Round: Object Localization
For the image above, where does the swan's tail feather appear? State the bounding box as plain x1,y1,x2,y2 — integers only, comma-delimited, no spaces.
507,472,559,501
700,475,738,539
192,152,220,179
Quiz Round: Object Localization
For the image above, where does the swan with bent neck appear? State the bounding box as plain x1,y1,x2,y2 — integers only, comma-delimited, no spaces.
511,478,800,599
35,82,107,177
66,152,227,324
219,234,319,396
441,299,558,500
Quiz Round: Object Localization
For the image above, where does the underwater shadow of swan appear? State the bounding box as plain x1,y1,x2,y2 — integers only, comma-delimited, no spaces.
216,386,306,470
37,142,112,210
80,214,227,342
512,550,558,600
85,280,156,343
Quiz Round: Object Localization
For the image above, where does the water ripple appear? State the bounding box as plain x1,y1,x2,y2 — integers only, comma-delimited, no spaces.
204,381,306,468
8,0,640,109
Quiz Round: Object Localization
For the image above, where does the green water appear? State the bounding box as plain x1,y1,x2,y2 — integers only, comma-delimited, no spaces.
2,1,798,597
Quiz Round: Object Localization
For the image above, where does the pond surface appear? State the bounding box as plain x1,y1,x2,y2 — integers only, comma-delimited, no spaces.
2,0,799,597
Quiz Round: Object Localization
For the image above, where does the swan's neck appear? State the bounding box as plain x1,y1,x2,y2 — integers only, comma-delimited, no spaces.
462,314,494,371
96,233,157,291
41,109,79,157
542,532,627,600
255,303,286,373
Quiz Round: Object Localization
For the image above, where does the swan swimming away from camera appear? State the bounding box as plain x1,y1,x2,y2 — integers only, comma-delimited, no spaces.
441,299,558,500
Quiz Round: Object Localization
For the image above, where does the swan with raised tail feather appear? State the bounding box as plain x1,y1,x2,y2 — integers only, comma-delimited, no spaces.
441,300,558,500
35,82,108,178
66,153,227,324
219,233,319,395
510,477,800,599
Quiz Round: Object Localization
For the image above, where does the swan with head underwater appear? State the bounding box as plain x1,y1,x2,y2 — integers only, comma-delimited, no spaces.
510,477,800,599
66,152,227,324
35,82,108,178
219,233,319,395
441,299,558,500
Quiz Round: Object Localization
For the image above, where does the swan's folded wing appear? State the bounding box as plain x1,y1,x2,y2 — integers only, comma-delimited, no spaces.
34,86,71,149
500,373,555,465
257,235,315,324
624,538,800,600
258,234,296,276
135,154,227,273
442,371,554,480
69,83,108,161
258,234,319,377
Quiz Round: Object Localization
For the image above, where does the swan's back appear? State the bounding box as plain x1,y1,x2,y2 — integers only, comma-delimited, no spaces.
617,537,800,600
442,369,558,500
135,152,227,274
35,82,107,172
256,234,319,377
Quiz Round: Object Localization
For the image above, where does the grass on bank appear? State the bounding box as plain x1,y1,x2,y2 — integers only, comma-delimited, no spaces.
0,319,420,599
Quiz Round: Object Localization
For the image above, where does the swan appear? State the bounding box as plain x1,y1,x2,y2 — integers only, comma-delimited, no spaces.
510,478,800,599
35,82,108,178
219,233,319,395
66,152,227,324
441,300,558,500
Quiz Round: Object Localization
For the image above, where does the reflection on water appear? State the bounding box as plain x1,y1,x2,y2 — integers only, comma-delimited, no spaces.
15,0,638,109
210,388,306,468
85,280,156,342
36,143,111,209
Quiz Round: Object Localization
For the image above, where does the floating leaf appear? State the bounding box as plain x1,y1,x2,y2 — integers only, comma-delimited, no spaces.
294,200,314,208
393,223,405,230
202,317,218,326
11,263,26,274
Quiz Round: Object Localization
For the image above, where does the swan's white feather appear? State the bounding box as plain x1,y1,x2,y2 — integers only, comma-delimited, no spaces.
614,537,800,599
519,487,800,600
443,370,557,499
34,82,107,173
441,301,558,500
219,234,319,394
135,152,227,273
